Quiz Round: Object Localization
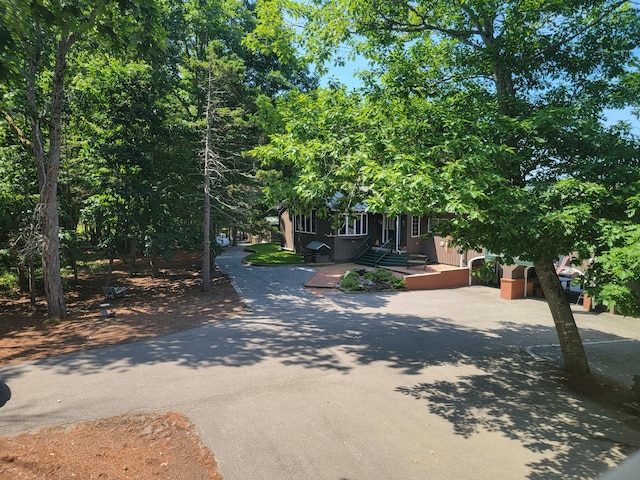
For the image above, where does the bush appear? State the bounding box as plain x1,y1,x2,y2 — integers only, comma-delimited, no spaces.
364,268,405,289
471,259,498,286
340,268,405,291
340,270,363,291
390,276,405,289
0,269,18,294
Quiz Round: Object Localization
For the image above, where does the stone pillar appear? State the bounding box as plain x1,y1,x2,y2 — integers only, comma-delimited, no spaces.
500,264,526,300
500,278,526,299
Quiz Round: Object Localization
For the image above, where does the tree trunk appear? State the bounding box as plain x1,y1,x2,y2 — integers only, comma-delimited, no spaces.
28,37,74,320
40,184,66,318
201,66,214,292
535,257,590,374
202,168,211,291
107,256,114,287
129,236,136,277
150,251,159,279
29,259,36,308
70,248,78,283
17,265,29,293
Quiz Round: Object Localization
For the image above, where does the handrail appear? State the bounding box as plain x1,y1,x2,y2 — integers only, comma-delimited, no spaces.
373,239,393,267
355,237,398,267
354,236,371,261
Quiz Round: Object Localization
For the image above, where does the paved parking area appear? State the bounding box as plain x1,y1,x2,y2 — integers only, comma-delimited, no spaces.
1,245,640,479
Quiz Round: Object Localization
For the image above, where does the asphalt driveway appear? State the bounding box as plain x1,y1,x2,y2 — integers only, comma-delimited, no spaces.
1,245,640,479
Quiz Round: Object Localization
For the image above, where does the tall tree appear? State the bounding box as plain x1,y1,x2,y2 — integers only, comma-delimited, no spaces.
252,0,640,374
165,0,317,285
2,1,102,318
2,0,164,318
202,63,216,290
71,57,174,276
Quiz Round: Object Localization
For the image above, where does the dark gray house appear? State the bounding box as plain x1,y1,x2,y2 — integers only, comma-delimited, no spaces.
279,206,482,268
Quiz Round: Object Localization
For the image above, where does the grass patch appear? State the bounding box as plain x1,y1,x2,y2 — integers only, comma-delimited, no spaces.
244,243,305,265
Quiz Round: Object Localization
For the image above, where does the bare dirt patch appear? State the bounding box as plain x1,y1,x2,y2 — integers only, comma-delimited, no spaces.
0,251,244,479
0,251,244,365
0,411,223,480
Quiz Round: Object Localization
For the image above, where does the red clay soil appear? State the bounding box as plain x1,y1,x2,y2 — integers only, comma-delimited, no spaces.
0,411,223,480
0,251,244,479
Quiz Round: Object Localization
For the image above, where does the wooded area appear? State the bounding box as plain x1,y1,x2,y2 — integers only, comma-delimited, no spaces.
2,0,640,375
0,0,315,318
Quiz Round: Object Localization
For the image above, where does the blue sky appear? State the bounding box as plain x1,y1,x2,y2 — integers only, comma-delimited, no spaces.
320,61,364,89
604,107,640,133
321,62,640,133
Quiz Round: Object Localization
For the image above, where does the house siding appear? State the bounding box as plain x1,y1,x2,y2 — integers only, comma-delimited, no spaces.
279,210,294,251
405,214,429,254
426,235,483,267
334,236,368,262
283,208,482,266
294,216,336,260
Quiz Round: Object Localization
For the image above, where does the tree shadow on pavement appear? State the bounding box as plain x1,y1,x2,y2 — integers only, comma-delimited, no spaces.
396,348,640,480
2,280,640,478
1,291,518,377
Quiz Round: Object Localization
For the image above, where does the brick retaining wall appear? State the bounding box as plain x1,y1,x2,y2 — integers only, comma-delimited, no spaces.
404,268,469,290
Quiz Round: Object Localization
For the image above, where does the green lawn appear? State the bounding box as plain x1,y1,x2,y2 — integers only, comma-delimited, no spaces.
243,243,305,265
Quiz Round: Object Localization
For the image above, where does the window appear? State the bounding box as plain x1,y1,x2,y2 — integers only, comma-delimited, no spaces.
338,213,368,236
411,216,421,237
294,211,316,233
427,217,449,234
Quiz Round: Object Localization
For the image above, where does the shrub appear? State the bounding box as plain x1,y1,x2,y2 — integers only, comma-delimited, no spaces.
365,268,405,289
340,270,363,291
390,276,406,289
341,268,405,291
365,268,391,282
0,269,18,294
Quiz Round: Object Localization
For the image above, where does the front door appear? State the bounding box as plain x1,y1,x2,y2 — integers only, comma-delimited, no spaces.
382,215,400,250
399,215,408,251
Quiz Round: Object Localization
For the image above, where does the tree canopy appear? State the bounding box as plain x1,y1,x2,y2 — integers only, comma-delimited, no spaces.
251,0,640,373
0,0,314,316
2,0,640,376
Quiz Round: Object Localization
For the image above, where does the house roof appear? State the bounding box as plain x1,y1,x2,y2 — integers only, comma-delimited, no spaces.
328,192,367,212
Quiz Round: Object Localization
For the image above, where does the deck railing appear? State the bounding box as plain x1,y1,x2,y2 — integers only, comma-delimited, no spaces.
372,239,393,267
354,236,371,262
